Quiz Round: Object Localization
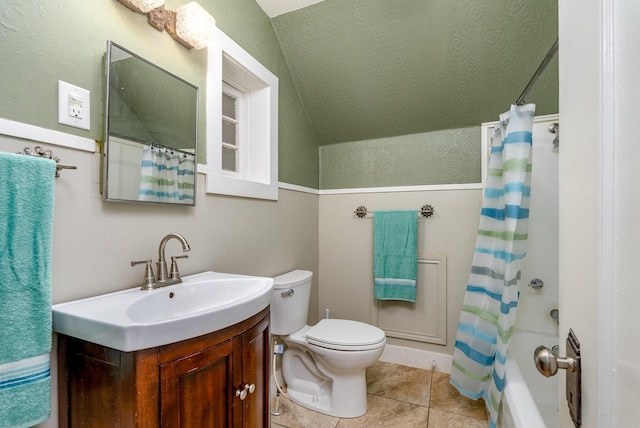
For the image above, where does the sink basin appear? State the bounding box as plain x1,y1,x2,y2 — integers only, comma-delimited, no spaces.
52,271,273,352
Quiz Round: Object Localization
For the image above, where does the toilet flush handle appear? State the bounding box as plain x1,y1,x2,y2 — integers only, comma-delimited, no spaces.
281,289,294,297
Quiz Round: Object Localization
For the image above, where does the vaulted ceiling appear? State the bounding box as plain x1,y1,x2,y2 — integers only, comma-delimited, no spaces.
256,0,558,146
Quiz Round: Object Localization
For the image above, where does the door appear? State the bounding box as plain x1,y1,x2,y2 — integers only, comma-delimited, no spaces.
241,315,270,428
558,4,606,426
559,0,640,426
160,338,243,427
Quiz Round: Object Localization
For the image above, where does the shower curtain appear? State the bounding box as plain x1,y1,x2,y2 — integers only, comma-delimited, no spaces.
138,145,195,203
450,104,535,428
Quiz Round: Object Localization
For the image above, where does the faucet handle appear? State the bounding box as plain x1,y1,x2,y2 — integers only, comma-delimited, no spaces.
169,255,188,280
131,259,156,290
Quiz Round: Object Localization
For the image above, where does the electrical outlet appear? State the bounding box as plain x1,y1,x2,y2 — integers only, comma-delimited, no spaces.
68,92,83,118
58,80,90,130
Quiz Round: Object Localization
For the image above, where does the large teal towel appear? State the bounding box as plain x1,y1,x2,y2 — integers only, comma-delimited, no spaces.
373,210,418,302
0,152,55,427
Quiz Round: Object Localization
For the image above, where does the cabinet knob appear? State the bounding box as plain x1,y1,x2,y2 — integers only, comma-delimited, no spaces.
235,383,255,400
235,388,247,400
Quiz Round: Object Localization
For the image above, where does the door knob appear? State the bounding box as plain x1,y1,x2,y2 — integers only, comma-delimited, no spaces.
536,330,582,427
534,345,576,377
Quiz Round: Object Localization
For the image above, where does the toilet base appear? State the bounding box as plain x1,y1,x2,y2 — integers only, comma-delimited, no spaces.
286,368,368,418
278,321,385,418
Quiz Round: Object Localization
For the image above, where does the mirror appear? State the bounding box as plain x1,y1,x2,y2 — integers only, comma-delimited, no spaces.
103,41,198,205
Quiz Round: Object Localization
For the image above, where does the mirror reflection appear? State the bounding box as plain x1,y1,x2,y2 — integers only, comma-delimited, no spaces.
103,41,198,205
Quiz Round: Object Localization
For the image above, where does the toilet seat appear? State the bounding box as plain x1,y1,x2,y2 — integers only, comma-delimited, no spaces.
305,319,385,351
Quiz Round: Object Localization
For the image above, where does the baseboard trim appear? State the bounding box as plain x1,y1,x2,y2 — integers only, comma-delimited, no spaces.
379,344,452,373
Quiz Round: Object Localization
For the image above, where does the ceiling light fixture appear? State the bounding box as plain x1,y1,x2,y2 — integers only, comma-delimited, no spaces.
116,0,215,50
170,2,216,50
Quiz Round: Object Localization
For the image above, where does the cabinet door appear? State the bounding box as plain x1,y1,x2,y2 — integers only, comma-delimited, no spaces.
241,316,270,428
64,338,139,428
160,337,243,427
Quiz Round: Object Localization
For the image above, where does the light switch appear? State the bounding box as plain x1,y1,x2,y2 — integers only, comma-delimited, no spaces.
58,80,90,130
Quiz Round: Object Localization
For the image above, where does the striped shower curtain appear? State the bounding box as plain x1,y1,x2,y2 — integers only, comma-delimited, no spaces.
450,104,535,428
138,145,195,203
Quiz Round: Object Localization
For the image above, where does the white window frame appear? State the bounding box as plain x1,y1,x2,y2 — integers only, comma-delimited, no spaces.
206,27,279,200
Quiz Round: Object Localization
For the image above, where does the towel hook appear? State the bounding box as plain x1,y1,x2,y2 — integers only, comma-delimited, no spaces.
420,204,435,218
18,146,77,178
355,205,368,218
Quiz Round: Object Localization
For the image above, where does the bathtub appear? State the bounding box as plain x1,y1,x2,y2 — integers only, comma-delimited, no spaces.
499,330,559,428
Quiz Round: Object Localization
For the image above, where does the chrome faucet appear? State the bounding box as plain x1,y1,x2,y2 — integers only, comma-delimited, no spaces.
156,233,191,284
131,233,191,290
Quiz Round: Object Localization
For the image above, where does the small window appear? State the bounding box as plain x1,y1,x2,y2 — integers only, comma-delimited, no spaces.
221,83,244,174
206,28,279,200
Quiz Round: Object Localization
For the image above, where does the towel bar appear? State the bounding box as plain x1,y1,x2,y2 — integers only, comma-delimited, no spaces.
18,146,77,178
354,204,435,219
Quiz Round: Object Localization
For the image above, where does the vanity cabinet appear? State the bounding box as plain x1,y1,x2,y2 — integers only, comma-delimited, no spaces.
57,306,270,427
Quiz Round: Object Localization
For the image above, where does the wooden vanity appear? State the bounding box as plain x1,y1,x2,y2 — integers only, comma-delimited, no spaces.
57,306,270,427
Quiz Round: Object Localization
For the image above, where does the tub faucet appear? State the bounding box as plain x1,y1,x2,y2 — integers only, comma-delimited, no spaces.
156,233,191,285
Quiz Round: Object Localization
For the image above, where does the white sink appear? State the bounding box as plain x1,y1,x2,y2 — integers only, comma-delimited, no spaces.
52,271,273,352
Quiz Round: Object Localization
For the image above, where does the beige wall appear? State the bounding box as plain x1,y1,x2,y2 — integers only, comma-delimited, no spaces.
318,189,482,355
1,133,319,428
0,136,319,304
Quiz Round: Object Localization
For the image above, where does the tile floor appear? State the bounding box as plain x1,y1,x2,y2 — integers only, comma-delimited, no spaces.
271,360,489,428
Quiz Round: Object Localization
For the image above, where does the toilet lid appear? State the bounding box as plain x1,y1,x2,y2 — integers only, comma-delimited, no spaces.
305,319,386,351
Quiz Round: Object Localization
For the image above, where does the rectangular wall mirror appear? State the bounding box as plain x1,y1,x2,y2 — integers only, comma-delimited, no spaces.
103,40,198,205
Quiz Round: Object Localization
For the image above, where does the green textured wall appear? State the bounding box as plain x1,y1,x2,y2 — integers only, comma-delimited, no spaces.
0,0,558,191
320,127,481,189
273,0,558,146
0,0,319,188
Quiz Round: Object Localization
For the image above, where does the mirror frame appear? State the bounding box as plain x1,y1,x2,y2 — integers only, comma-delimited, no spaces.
103,40,198,205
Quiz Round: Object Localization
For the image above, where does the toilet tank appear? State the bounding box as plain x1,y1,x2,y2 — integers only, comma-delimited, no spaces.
271,270,312,335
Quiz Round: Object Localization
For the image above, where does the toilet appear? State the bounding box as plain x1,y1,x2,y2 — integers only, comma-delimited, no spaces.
271,270,386,418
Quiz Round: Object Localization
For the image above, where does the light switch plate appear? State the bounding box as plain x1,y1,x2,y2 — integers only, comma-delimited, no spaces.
58,80,90,130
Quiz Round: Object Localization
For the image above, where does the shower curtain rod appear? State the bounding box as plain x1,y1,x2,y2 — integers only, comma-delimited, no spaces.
515,38,558,105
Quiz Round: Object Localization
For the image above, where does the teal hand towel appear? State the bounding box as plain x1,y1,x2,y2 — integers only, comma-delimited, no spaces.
0,152,55,427
373,210,418,302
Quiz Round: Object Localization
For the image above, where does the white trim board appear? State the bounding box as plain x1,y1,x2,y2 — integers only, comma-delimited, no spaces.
278,182,320,194
0,117,95,152
319,183,483,195
379,344,452,373
279,182,482,195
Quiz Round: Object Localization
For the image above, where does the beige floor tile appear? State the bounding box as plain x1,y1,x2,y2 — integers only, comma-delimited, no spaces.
270,396,339,428
366,360,432,406
427,408,488,428
428,372,488,421
336,394,429,428
271,363,489,427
